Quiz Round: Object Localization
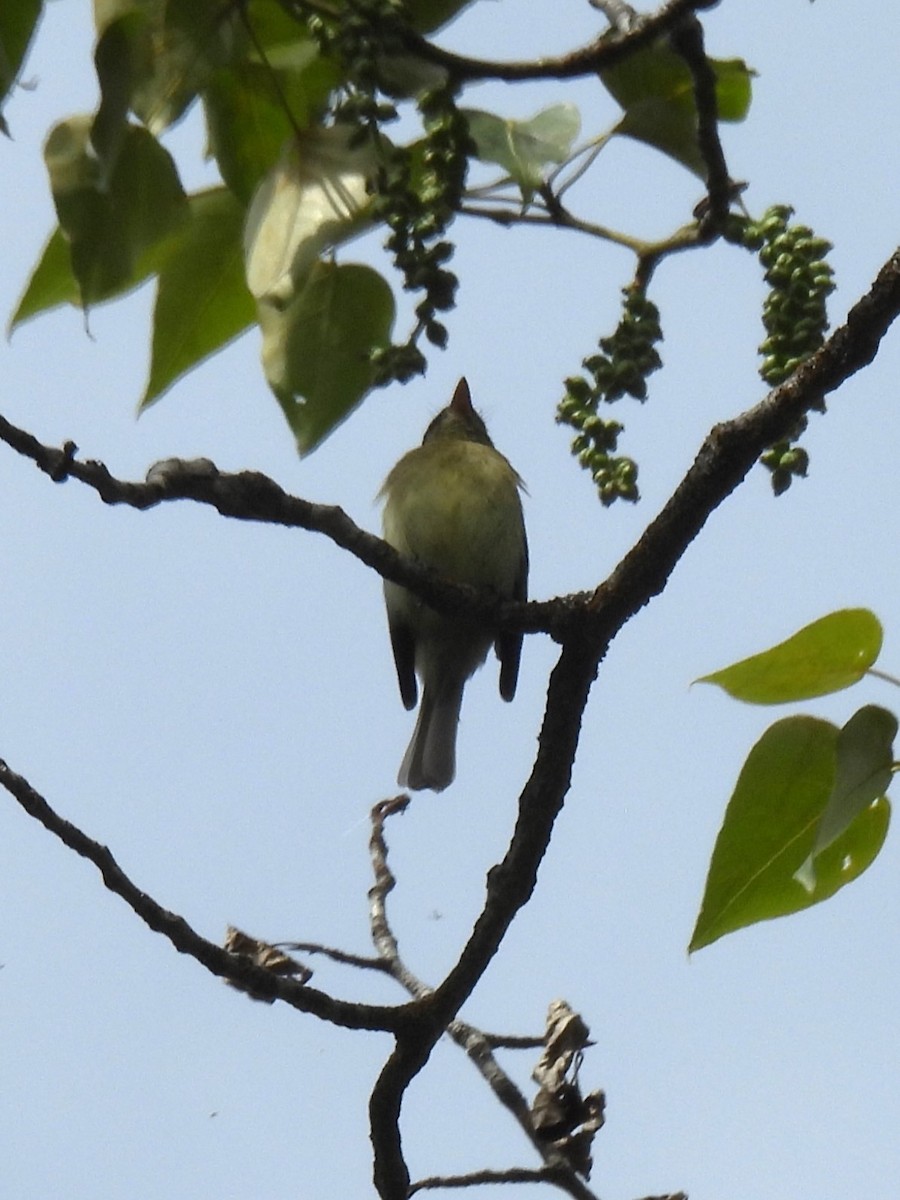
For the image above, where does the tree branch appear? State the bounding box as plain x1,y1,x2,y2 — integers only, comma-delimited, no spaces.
0,245,895,669
0,757,409,1034
393,0,722,83
409,1167,566,1194
584,246,900,644
0,426,554,638
365,799,603,1199
667,14,733,232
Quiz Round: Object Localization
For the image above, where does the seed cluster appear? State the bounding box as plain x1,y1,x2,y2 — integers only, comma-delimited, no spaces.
729,205,836,494
307,2,471,385
556,290,663,504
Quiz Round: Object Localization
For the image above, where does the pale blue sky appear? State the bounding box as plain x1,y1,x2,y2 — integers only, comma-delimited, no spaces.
2,3,900,1199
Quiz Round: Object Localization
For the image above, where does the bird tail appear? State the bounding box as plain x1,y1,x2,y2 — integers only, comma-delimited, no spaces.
398,680,465,792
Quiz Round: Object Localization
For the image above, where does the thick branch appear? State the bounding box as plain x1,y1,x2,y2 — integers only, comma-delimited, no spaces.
0,425,551,639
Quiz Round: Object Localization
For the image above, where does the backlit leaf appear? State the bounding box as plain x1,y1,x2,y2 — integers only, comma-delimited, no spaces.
244,127,377,306
690,716,889,950
697,609,882,704
45,117,188,306
601,42,753,177
9,227,80,329
463,103,581,202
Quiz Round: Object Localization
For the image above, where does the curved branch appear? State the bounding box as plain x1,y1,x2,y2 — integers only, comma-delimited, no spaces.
395,0,722,83
366,795,602,1199
0,422,554,638
0,757,408,1034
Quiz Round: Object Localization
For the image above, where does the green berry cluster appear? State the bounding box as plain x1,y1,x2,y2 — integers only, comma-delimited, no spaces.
556,289,663,505
759,442,810,496
307,1,405,133
749,205,836,387
305,4,472,384
371,85,473,383
727,205,836,494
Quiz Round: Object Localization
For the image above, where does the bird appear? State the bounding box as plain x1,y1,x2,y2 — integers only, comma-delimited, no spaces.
379,378,528,791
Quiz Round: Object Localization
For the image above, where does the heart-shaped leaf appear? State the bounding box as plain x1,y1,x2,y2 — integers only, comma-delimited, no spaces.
601,42,753,177
463,103,581,202
690,716,890,951
259,261,395,454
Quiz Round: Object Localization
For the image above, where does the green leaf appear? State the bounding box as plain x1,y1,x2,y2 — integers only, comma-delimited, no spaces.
601,42,753,177
204,47,338,203
44,117,188,306
244,127,377,306
93,0,229,136
140,188,256,410
690,717,890,951
204,64,296,204
795,705,897,888
259,261,395,454
91,12,139,166
463,104,581,202
9,228,80,330
697,609,883,704
0,0,43,132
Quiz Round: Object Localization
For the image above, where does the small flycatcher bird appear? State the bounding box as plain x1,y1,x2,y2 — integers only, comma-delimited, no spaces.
379,378,528,792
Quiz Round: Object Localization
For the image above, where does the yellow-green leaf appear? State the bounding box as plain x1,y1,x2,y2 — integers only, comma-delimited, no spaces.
697,609,883,704
140,188,255,410
690,716,889,951
463,103,581,202
9,227,80,330
45,117,188,306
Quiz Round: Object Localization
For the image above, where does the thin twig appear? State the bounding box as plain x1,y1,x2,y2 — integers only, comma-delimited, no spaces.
550,131,617,199
410,1166,559,1193
278,942,392,973
460,201,647,254
365,798,602,1200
